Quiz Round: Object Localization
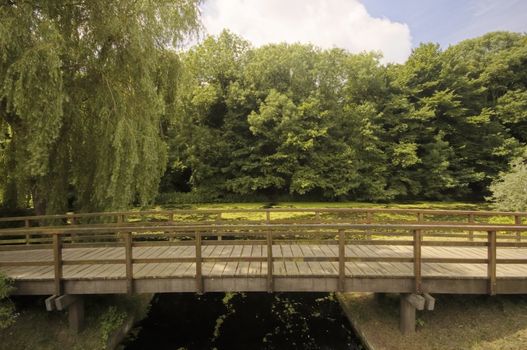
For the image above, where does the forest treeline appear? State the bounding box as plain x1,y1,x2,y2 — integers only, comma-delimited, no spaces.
0,1,526,214
163,30,527,203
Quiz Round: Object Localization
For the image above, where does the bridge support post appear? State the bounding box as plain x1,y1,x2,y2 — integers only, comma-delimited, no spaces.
400,294,415,334
400,293,425,334
68,297,85,334
53,295,85,334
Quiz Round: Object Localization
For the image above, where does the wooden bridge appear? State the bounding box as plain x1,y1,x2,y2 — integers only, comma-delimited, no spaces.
1,207,527,334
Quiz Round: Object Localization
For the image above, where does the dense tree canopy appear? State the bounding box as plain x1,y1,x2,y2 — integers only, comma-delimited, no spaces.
0,0,201,213
1,10,526,211
165,30,527,202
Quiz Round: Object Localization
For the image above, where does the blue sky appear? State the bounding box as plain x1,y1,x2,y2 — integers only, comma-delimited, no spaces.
362,0,527,48
201,0,527,63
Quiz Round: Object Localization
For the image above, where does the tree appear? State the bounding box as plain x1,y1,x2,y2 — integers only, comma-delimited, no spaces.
489,151,527,211
0,0,201,213
166,31,527,202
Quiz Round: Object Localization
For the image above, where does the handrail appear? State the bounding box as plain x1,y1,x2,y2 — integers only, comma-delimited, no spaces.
1,222,527,236
1,207,526,223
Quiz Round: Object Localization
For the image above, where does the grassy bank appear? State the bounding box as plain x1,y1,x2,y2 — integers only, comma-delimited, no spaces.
152,201,498,222
339,293,527,350
158,200,488,211
0,294,151,350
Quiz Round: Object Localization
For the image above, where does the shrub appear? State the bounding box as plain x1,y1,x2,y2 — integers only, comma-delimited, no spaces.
489,154,527,211
0,273,17,329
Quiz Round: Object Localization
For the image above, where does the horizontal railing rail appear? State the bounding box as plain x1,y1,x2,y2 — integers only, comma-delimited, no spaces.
0,207,525,226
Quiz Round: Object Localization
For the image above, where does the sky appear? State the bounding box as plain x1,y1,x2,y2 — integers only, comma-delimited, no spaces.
200,0,527,64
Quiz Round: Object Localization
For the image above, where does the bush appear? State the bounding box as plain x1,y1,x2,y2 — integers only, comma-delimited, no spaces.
0,273,17,329
98,305,127,348
489,154,527,211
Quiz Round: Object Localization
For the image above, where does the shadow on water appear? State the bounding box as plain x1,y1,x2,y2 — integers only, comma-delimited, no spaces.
121,292,363,350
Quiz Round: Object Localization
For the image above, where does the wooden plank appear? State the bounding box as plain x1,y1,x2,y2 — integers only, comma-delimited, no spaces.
209,261,228,277
71,262,103,279
290,244,303,258
284,260,300,276
318,244,339,277
45,295,58,311
406,293,425,310
236,260,250,277
423,293,435,311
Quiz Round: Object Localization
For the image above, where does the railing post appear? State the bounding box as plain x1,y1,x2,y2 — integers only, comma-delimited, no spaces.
195,231,203,293
416,212,424,223
338,229,345,292
117,214,126,224
25,219,30,245
168,212,174,222
488,231,497,295
70,215,79,243
124,232,133,294
413,230,422,293
266,210,271,223
53,233,63,295
267,230,273,292
468,214,475,241
365,212,373,241
314,211,320,222
217,213,222,241
366,212,373,224
515,216,522,242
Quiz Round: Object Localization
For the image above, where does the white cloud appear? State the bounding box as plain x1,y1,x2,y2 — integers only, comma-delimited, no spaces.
201,0,412,64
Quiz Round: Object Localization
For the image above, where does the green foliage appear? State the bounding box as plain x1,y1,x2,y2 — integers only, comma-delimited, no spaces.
2,12,527,209
98,305,127,349
489,151,527,211
165,30,527,202
212,292,245,342
0,273,16,329
0,0,201,213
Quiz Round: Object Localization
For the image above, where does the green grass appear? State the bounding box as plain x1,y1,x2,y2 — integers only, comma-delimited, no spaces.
0,294,151,350
147,201,492,223
340,293,527,350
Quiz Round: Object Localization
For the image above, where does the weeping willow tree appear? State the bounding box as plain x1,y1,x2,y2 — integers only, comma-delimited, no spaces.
0,0,201,213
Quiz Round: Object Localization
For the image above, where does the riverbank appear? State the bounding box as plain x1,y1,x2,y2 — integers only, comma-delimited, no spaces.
338,292,527,350
0,294,151,350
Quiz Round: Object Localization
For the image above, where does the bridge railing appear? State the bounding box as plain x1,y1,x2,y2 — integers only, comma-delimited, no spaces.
0,207,525,244
0,223,526,295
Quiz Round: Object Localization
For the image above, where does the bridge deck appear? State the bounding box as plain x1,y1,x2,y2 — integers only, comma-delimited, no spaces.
2,244,527,295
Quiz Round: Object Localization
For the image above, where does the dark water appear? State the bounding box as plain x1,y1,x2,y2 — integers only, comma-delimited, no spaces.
121,292,363,350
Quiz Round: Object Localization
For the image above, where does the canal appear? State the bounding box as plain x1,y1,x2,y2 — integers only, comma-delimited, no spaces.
121,292,363,350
